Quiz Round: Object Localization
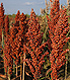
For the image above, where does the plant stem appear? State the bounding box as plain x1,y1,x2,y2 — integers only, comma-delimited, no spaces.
65,53,68,80
13,59,15,75
20,56,22,80
8,67,10,80
23,53,26,80
16,64,18,76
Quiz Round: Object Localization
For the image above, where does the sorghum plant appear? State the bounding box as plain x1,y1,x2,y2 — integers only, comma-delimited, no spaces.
15,10,20,26
23,9,49,80
0,3,5,46
0,3,4,29
3,15,10,78
3,11,28,78
46,0,70,79
3,16,12,78
3,35,13,75
10,12,28,65
4,15,9,37
19,12,29,80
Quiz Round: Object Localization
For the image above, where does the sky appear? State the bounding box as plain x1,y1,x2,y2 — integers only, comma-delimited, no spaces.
0,0,67,15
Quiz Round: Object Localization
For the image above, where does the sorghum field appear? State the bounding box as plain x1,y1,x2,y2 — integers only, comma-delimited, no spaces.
0,0,70,80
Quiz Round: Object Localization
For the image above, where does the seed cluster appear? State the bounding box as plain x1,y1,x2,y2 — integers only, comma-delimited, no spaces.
46,0,70,79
